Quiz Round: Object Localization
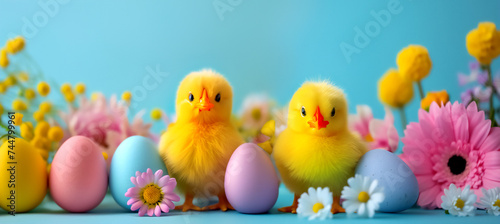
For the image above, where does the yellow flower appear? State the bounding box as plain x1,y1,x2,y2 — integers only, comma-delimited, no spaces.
378,69,414,108
25,88,36,100
466,22,500,65
396,45,432,82
64,91,75,103
0,82,6,93
60,83,72,94
91,92,101,101
121,91,132,102
39,101,52,113
37,81,51,96
47,126,64,142
4,75,17,87
33,111,45,122
20,122,34,141
150,108,162,121
31,136,50,150
34,121,50,137
12,98,27,111
6,36,25,54
13,113,23,126
75,83,86,95
0,104,3,114
17,72,29,82
420,90,449,111
0,48,8,68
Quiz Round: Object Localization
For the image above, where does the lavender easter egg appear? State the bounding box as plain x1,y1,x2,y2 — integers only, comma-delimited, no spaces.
225,143,279,214
50,136,108,212
355,149,419,212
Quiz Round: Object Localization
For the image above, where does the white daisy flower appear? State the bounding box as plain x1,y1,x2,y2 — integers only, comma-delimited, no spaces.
478,187,500,216
340,174,385,218
440,184,477,217
297,187,333,220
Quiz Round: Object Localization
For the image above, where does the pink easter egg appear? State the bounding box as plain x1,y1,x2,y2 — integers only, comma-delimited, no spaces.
50,136,108,212
225,143,279,213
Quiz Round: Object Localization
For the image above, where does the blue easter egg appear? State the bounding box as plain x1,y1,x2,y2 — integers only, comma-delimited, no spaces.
109,136,167,210
355,149,419,212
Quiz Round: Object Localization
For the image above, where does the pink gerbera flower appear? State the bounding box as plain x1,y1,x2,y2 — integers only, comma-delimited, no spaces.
125,169,180,217
349,105,399,152
400,101,500,209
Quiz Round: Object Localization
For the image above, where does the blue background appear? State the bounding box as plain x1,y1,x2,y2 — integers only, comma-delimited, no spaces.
1,0,500,137
1,0,500,223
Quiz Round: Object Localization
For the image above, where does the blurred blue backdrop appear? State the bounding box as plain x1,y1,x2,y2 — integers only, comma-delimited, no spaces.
1,0,500,139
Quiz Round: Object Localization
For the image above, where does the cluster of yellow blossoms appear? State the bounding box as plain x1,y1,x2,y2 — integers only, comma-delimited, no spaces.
0,36,25,68
378,21,500,129
60,82,86,103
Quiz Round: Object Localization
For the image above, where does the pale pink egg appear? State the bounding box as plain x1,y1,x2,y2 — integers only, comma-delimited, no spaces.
50,136,108,212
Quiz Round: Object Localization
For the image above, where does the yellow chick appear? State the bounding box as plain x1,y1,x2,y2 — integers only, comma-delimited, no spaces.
159,70,244,212
273,81,367,214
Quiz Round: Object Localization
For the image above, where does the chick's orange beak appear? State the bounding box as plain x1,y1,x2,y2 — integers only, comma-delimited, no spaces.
196,88,214,111
308,106,329,130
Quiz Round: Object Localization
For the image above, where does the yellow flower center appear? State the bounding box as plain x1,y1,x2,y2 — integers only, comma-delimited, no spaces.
364,133,374,142
142,184,162,205
312,202,324,213
455,198,465,209
251,108,262,121
358,191,370,203
493,199,500,207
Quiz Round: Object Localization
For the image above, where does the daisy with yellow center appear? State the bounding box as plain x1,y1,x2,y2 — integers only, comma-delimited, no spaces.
341,174,385,218
440,184,476,217
479,187,500,216
296,187,333,220
125,168,180,217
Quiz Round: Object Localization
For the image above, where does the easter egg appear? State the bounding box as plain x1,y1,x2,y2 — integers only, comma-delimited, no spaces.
109,136,167,210
225,143,279,214
355,149,419,212
0,138,47,213
50,136,108,212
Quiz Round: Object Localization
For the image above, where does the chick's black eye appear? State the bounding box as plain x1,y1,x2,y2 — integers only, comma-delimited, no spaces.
188,93,194,102
301,106,306,117
215,93,221,102
331,107,336,117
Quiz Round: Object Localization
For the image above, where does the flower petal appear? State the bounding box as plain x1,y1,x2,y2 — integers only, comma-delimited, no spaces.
165,192,181,202
138,204,148,216
418,185,441,209
154,206,162,217
160,202,170,213
480,127,500,153
131,201,144,211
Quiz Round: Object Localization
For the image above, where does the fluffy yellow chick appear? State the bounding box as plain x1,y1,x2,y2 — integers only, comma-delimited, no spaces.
273,81,367,214
159,70,244,212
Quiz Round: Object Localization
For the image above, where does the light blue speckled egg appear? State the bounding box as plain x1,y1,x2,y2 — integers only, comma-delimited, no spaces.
355,149,419,213
109,136,167,210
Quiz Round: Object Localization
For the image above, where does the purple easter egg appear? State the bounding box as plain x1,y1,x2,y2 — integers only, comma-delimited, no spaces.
225,143,279,214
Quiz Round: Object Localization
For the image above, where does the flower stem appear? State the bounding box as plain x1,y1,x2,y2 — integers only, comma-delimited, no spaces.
417,81,425,100
483,64,498,127
398,107,408,130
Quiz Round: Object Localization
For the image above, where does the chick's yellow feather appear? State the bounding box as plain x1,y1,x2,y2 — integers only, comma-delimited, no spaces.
273,81,367,196
159,70,244,199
